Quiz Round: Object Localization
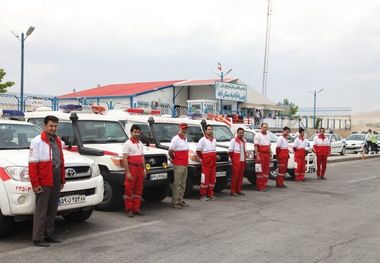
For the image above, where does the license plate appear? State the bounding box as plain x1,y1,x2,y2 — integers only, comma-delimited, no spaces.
59,195,86,206
216,171,226,177
150,173,167,180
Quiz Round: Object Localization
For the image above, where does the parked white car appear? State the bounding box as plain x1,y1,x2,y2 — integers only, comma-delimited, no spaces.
308,133,346,155
0,110,104,237
344,133,366,153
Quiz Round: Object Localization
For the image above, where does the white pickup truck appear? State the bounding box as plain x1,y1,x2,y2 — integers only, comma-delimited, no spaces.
25,106,173,211
0,110,104,237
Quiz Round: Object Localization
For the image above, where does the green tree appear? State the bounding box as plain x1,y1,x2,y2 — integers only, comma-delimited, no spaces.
277,98,299,116
0,69,15,93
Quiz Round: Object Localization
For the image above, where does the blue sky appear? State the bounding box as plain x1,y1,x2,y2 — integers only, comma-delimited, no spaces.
1,0,379,112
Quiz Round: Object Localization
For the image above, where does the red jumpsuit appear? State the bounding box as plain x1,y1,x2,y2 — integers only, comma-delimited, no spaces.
276,135,289,187
313,134,331,179
254,132,271,191
293,135,307,181
123,137,145,213
197,135,217,198
229,137,246,194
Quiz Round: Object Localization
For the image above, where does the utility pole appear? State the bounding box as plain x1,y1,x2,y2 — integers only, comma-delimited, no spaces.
310,89,324,128
262,0,272,97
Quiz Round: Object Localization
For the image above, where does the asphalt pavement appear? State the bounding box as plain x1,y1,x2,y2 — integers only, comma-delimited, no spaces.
1,158,380,263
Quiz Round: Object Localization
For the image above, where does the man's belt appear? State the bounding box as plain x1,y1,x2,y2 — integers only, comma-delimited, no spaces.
52,165,61,169
128,162,144,167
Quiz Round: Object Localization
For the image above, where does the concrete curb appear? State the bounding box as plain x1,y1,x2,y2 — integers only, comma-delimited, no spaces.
328,154,380,163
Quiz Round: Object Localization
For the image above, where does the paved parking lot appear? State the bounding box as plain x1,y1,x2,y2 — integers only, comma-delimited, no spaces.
1,158,380,263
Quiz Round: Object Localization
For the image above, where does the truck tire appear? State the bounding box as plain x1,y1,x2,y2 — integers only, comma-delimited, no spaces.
143,185,168,202
184,176,194,197
246,173,257,185
95,180,123,211
269,167,279,180
214,177,227,193
287,169,295,179
63,208,93,223
340,146,346,156
0,211,13,237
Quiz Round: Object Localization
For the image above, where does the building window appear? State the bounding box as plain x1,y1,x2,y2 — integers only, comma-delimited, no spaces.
136,101,149,108
223,104,232,114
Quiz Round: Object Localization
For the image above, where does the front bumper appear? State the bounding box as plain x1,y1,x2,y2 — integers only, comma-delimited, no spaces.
2,176,104,216
107,167,174,188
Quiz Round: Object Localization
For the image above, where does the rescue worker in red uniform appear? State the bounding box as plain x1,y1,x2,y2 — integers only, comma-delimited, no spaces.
29,115,65,247
123,125,146,217
313,127,331,180
254,123,272,191
229,127,246,196
293,127,308,182
276,126,290,188
196,125,217,201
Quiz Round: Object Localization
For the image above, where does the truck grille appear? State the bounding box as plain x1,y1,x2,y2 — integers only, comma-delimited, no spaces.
65,166,92,180
144,155,168,169
60,188,96,197
216,152,229,163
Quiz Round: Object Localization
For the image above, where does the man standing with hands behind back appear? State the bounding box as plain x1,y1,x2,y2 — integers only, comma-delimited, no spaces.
169,123,189,209
229,127,246,196
29,115,65,247
254,123,272,191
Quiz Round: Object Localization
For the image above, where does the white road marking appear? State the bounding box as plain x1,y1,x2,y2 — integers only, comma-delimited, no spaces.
0,220,161,258
347,176,378,183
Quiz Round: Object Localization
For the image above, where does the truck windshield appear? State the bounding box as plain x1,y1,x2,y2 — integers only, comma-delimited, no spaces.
211,125,234,142
78,121,128,143
151,123,201,143
0,124,41,150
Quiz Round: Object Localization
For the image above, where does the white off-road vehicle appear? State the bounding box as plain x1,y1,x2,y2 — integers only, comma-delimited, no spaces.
106,109,231,196
0,110,104,237
25,105,173,211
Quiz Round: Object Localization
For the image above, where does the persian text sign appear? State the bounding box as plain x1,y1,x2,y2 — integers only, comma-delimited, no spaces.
215,82,247,102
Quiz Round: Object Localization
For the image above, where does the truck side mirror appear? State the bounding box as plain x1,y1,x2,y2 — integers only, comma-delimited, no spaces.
61,135,72,149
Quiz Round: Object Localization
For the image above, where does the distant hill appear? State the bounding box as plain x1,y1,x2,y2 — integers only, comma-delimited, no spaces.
352,109,380,131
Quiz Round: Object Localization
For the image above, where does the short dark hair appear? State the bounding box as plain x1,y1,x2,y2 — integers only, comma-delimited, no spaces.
299,127,305,133
283,126,290,132
261,122,268,127
205,125,213,130
237,127,244,133
130,124,141,133
44,115,59,125
319,127,325,132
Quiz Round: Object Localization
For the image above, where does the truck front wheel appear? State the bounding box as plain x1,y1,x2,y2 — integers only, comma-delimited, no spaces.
63,208,93,222
0,211,13,237
95,180,123,211
214,177,227,193
142,185,168,202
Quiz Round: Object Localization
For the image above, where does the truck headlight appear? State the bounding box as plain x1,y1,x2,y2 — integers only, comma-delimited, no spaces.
246,150,255,160
145,163,151,171
111,156,124,167
189,150,200,162
5,166,30,182
90,162,100,177
162,162,168,169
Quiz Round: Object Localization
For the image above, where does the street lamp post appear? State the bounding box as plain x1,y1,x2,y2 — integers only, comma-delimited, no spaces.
11,26,35,112
309,89,324,129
